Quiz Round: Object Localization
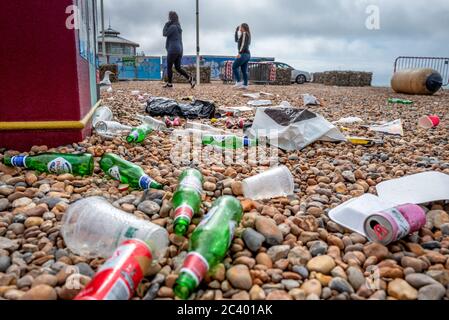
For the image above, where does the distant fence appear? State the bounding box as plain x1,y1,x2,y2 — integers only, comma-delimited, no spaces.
161,55,275,81
221,61,276,84
394,56,449,86
110,55,275,81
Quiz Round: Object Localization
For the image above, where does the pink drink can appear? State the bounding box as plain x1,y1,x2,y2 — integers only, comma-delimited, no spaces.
364,204,426,245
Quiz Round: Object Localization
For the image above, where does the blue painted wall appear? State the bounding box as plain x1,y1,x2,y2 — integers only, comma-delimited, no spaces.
161,55,275,80
111,55,274,80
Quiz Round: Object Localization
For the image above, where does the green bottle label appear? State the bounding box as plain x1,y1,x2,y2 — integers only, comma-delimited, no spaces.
108,166,121,181
11,155,28,168
47,157,72,174
139,175,154,189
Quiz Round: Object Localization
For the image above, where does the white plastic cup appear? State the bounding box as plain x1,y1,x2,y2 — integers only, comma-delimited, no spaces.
418,115,440,129
242,165,295,200
61,197,169,260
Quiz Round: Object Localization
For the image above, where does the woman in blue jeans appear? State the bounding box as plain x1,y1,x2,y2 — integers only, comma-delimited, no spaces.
233,23,251,90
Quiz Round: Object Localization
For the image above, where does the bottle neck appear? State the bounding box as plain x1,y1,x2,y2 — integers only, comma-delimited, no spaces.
138,175,154,189
9,155,28,168
174,271,198,299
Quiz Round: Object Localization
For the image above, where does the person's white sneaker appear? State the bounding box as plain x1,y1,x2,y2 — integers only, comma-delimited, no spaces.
233,82,243,89
240,85,249,90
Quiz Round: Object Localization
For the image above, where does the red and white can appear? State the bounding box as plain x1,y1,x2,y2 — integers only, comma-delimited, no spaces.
75,239,153,300
363,204,426,245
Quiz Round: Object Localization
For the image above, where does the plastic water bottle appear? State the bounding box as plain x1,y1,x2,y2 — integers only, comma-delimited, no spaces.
185,122,226,134
137,115,167,131
95,121,131,135
61,197,169,259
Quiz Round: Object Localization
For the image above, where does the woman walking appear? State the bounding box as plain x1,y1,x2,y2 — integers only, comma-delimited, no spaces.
233,23,251,90
163,11,196,89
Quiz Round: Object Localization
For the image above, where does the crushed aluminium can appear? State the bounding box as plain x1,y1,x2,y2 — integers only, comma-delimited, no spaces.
363,204,426,245
75,239,152,300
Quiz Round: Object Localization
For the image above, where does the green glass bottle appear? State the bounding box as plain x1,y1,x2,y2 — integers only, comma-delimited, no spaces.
201,135,258,149
388,98,413,105
174,196,243,299
172,169,204,236
99,153,163,190
126,123,153,143
3,153,94,176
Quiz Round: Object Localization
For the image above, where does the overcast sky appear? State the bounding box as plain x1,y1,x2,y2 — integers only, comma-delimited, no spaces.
102,0,449,86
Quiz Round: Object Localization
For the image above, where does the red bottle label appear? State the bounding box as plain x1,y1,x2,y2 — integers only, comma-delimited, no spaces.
75,239,152,300
180,252,209,286
174,205,194,223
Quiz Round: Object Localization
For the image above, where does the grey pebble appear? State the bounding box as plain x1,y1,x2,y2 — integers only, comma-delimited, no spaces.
418,284,446,300
143,283,160,300
329,277,355,294
0,198,9,211
309,241,328,257
242,228,265,252
292,265,309,279
75,262,95,277
0,256,11,272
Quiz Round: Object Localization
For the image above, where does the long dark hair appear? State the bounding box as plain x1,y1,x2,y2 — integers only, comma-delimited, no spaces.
241,23,251,36
169,11,179,24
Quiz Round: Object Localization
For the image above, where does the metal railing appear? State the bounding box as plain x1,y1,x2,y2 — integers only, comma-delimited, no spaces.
394,56,449,86
221,61,276,84
248,62,275,84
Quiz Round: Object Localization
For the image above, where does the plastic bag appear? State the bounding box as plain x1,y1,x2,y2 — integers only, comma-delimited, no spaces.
369,119,404,136
146,97,216,119
247,100,272,107
302,94,320,106
333,117,364,125
246,107,346,151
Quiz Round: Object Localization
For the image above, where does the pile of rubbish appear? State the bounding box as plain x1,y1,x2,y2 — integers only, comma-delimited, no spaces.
3,143,300,300
1,85,447,302
146,97,216,119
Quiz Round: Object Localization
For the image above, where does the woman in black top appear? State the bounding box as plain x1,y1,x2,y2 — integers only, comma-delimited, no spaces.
163,11,195,88
232,23,251,90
